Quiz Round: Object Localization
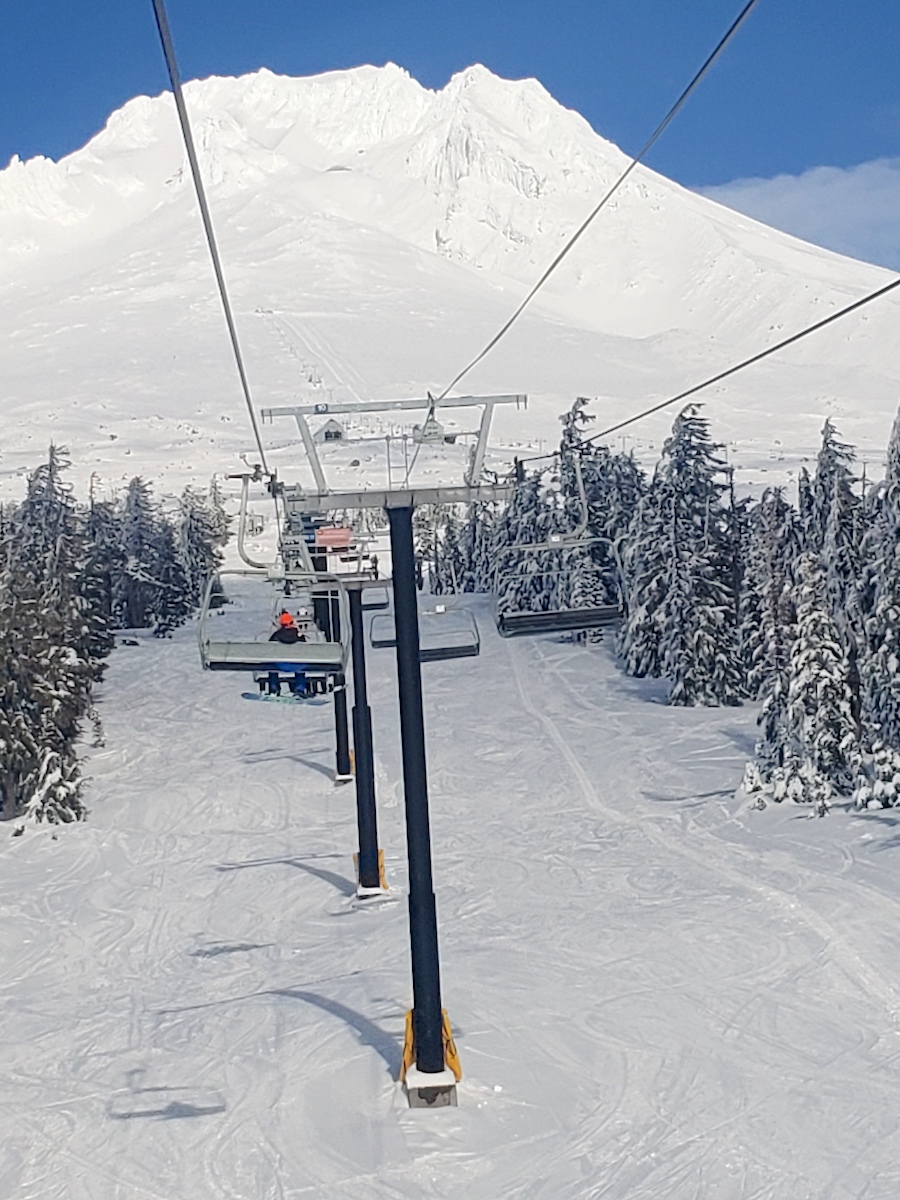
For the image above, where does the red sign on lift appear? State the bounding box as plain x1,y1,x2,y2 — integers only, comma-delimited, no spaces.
315,526,352,549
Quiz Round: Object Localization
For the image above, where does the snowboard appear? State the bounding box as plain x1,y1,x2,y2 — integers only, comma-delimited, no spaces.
241,691,329,706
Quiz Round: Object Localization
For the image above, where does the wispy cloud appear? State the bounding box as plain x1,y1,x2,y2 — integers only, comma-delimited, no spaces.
698,158,900,273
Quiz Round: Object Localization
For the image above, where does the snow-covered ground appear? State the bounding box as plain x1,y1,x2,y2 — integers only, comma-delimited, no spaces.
4,597,900,1198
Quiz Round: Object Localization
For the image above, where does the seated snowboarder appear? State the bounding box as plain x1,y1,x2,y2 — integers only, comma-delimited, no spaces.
261,613,311,699
269,611,306,644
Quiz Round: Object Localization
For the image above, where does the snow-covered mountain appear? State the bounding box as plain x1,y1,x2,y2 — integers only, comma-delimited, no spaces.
1,63,898,501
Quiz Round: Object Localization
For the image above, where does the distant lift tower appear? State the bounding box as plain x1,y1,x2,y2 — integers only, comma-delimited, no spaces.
264,393,523,1107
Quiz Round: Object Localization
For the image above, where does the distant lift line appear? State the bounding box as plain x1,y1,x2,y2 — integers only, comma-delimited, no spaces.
436,0,761,401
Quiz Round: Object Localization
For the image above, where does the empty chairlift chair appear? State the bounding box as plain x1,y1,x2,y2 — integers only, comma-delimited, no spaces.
369,603,480,663
493,454,625,638
493,561,623,637
493,538,624,639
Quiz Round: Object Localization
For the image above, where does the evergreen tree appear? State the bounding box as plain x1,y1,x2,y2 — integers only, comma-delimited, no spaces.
0,569,44,818
567,550,608,644
852,739,900,811
117,477,161,629
789,554,860,793
747,554,860,812
861,404,900,621
558,398,645,611
0,455,199,823
460,501,497,593
861,543,900,751
740,490,799,700
23,746,84,824
433,507,467,594
492,472,556,619
0,558,86,822
81,490,123,655
151,521,194,637
177,484,228,609
619,406,743,703
796,467,816,554
413,504,444,592
618,484,671,677
737,491,801,794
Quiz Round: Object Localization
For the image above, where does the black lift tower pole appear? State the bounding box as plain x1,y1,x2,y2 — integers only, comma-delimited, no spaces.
347,586,382,892
387,504,445,1079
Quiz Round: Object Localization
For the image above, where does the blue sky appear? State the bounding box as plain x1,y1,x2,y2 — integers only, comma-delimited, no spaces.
3,1,899,267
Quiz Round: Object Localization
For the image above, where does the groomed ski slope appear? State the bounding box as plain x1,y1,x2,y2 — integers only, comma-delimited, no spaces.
4,595,900,1199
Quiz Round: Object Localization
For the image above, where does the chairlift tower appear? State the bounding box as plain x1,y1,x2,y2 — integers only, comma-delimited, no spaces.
266,393,523,1107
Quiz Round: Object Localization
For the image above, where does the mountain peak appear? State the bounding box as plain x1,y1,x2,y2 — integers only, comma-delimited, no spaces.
0,62,897,504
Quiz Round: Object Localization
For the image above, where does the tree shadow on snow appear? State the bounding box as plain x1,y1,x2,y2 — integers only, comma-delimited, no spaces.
642,786,735,806
851,809,900,849
610,671,671,705
721,725,757,757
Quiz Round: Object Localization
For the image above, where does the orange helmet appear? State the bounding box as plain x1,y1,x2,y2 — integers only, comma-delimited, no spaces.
279,611,295,627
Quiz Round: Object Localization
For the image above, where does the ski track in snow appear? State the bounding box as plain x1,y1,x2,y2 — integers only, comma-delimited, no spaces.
3,601,900,1198
521,637,900,1027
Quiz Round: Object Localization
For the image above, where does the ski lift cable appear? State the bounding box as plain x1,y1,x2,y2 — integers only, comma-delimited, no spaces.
582,272,900,445
505,271,900,474
434,0,761,403
150,0,281,538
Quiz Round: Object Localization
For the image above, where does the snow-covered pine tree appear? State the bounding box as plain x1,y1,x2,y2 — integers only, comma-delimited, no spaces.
822,460,864,636
796,466,816,554
0,567,44,818
806,422,866,738
532,397,646,643
660,490,744,707
413,504,443,591
177,484,229,609
206,475,230,546
81,489,121,661
583,445,645,602
738,491,801,790
492,471,555,618
619,406,742,703
7,447,93,662
565,550,608,644
559,396,595,454
433,507,467,594
5,446,103,770
861,542,900,752
113,478,197,637
117,477,162,629
463,501,498,593
22,745,84,824
862,404,900,620
0,552,86,822
812,421,860,545
617,482,671,678
151,520,194,637
852,739,900,811
755,553,861,812
740,489,800,700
